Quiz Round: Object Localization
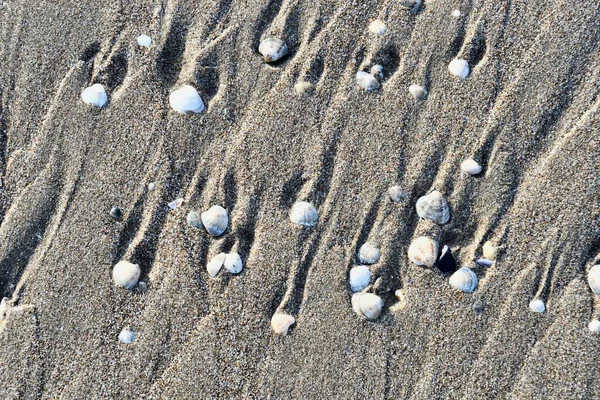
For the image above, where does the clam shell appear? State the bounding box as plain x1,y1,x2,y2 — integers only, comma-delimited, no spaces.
387,185,408,202
587,264,600,295
271,312,295,335
289,201,318,227
588,319,600,333
448,59,470,78
460,159,482,175
356,71,380,91
409,84,428,100
358,242,380,265
201,205,228,236
368,19,386,35
224,252,243,274
407,236,439,267
349,265,371,292
207,253,226,277
186,211,203,229
112,261,141,289
81,84,108,107
169,85,205,114
483,241,499,260
352,293,384,319
449,267,478,293
416,190,450,224
137,34,152,48
529,299,545,313
119,328,136,344
259,38,288,63
370,64,383,79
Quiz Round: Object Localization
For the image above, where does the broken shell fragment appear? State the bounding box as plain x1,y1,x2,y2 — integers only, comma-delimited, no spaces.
448,59,470,79
352,293,384,319
408,236,439,267
368,19,386,35
476,258,494,267
449,267,478,293
81,84,108,107
119,328,136,344
483,241,499,260
289,201,318,227
349,265,371,292
409,84,428,100
587,264,600,295
112,261,141,289
207,253,226,278
201,205,229,236
137,34,152,48
460,159,482,175
388,185,408,202
358,242,380,265
224,252,243,274
271,312,295,335
356,71,380,91
416,190,450,224
370,64,383,79
436,245,457,273
259,38,288,63
168,198,184,210
169,85,205,114
529,299,546,313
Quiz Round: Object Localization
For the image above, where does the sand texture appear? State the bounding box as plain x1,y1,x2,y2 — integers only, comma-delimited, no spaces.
1,0,600,398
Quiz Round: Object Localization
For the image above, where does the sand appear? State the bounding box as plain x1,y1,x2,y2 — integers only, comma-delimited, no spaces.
0,0,599,398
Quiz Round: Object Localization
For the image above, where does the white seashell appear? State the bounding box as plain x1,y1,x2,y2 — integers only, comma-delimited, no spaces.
294,81,314,95
452,9,462,17
112,261,141,289
352,293,384,319
224,252,243,274
349,265,371,292
587,265,600,295
169,85,205,114
368,20,386,35
186,211,203,229
271,312,295,335
118,328,136,344
529,299,545,313
358,242,380,265
136,34,152,48
81,84,108,107
483,241,499,260
0,297,7,320
408,236,438,267
460,159,482,175
356,71,380,91
388,185,409,202
168,198,184,210
448,59,470,79
416,190,450,224
259,38,288,63
588,319,600,333
289,201,318,227
201,205,229,236
207,253,226,278
409,84,428,100
476,258,494,267
449,267,478,293
370,64,383,79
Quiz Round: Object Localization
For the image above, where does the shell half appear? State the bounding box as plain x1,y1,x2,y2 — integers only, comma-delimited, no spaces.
409,84,428,100
169,85,205,114
358,242,380,265
352,293,384,319
449,267,478,293
207,253,226,277
224,252,243,274
112,261,141,289
271,313,295,335
416,190,450,224
588,264,600,295
356,71,380,91
408,236,438,267
259,38,288,63
201,205,229,236
529,299,545,313
460,159,482,175
81,84,108,107
448,59,470,78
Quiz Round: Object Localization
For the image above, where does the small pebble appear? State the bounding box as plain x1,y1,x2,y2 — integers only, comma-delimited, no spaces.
472,299,485,313
368,19,386,35
119,328,136,344
529,299,545,313
110,207,123,220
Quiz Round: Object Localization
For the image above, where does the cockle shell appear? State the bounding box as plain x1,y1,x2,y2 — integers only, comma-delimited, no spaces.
259,38,288,63
349,265,371,292
271,312,295,335
588,319,600,333
416,190,450,224
460,159,482,175
587,265,600,295
201,205,228,236
290,201,318,227
409,84,428,100
352,293,384,319
224,252,243,274
368,20,386,35
449,267,478,293
207,253,226,277
119,328,136,344
408,236,439,267
358,242,380,265
137,34,152,48
388,185,409,202
81,84,108,107
370,64,383,79
483,241,499,260
448,59,470,78
186,211,203,229
356,71,380,91
529,299,545,313
112,261,141,289
169,85,205,114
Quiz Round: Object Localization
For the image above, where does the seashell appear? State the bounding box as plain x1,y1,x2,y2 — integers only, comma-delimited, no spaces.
137,34,152,48
352,293,384,319
294,81,314,95
349,265,371,292
186,211,203,229
207,253,226,278
476,258,494,267
409,84,428,100
408,236,439,267
452,9,462,17
259,38,288,63
587,265,600,295
201,205,229,236
449,267,478,293
168,198,184,210
390,289,407,311
289,201,318,227
388,185,409,202
436,245,457,273
271,312,295,335
110,207,122,220
416,190,450,224
370,64,383,79
358,242,380,265
448,59,470,79
119,328,136,344
169,85,205,114
460,159,482,175
368,19,386,35
529,299,545,313
224,252,243,274
112,261,141,289
588,319,600,333
148,182,156,190
81,84,108,107
483,241,499,260
356,71,380,91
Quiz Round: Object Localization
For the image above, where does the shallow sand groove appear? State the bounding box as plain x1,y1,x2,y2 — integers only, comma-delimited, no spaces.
0,0,599,398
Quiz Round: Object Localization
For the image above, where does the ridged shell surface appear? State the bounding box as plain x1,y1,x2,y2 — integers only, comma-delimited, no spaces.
352,293,384,319
407,236,438,267
416,190,450,224
358,242,380,265
201,205,228,236
449,267,478,293
349,265,371,292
